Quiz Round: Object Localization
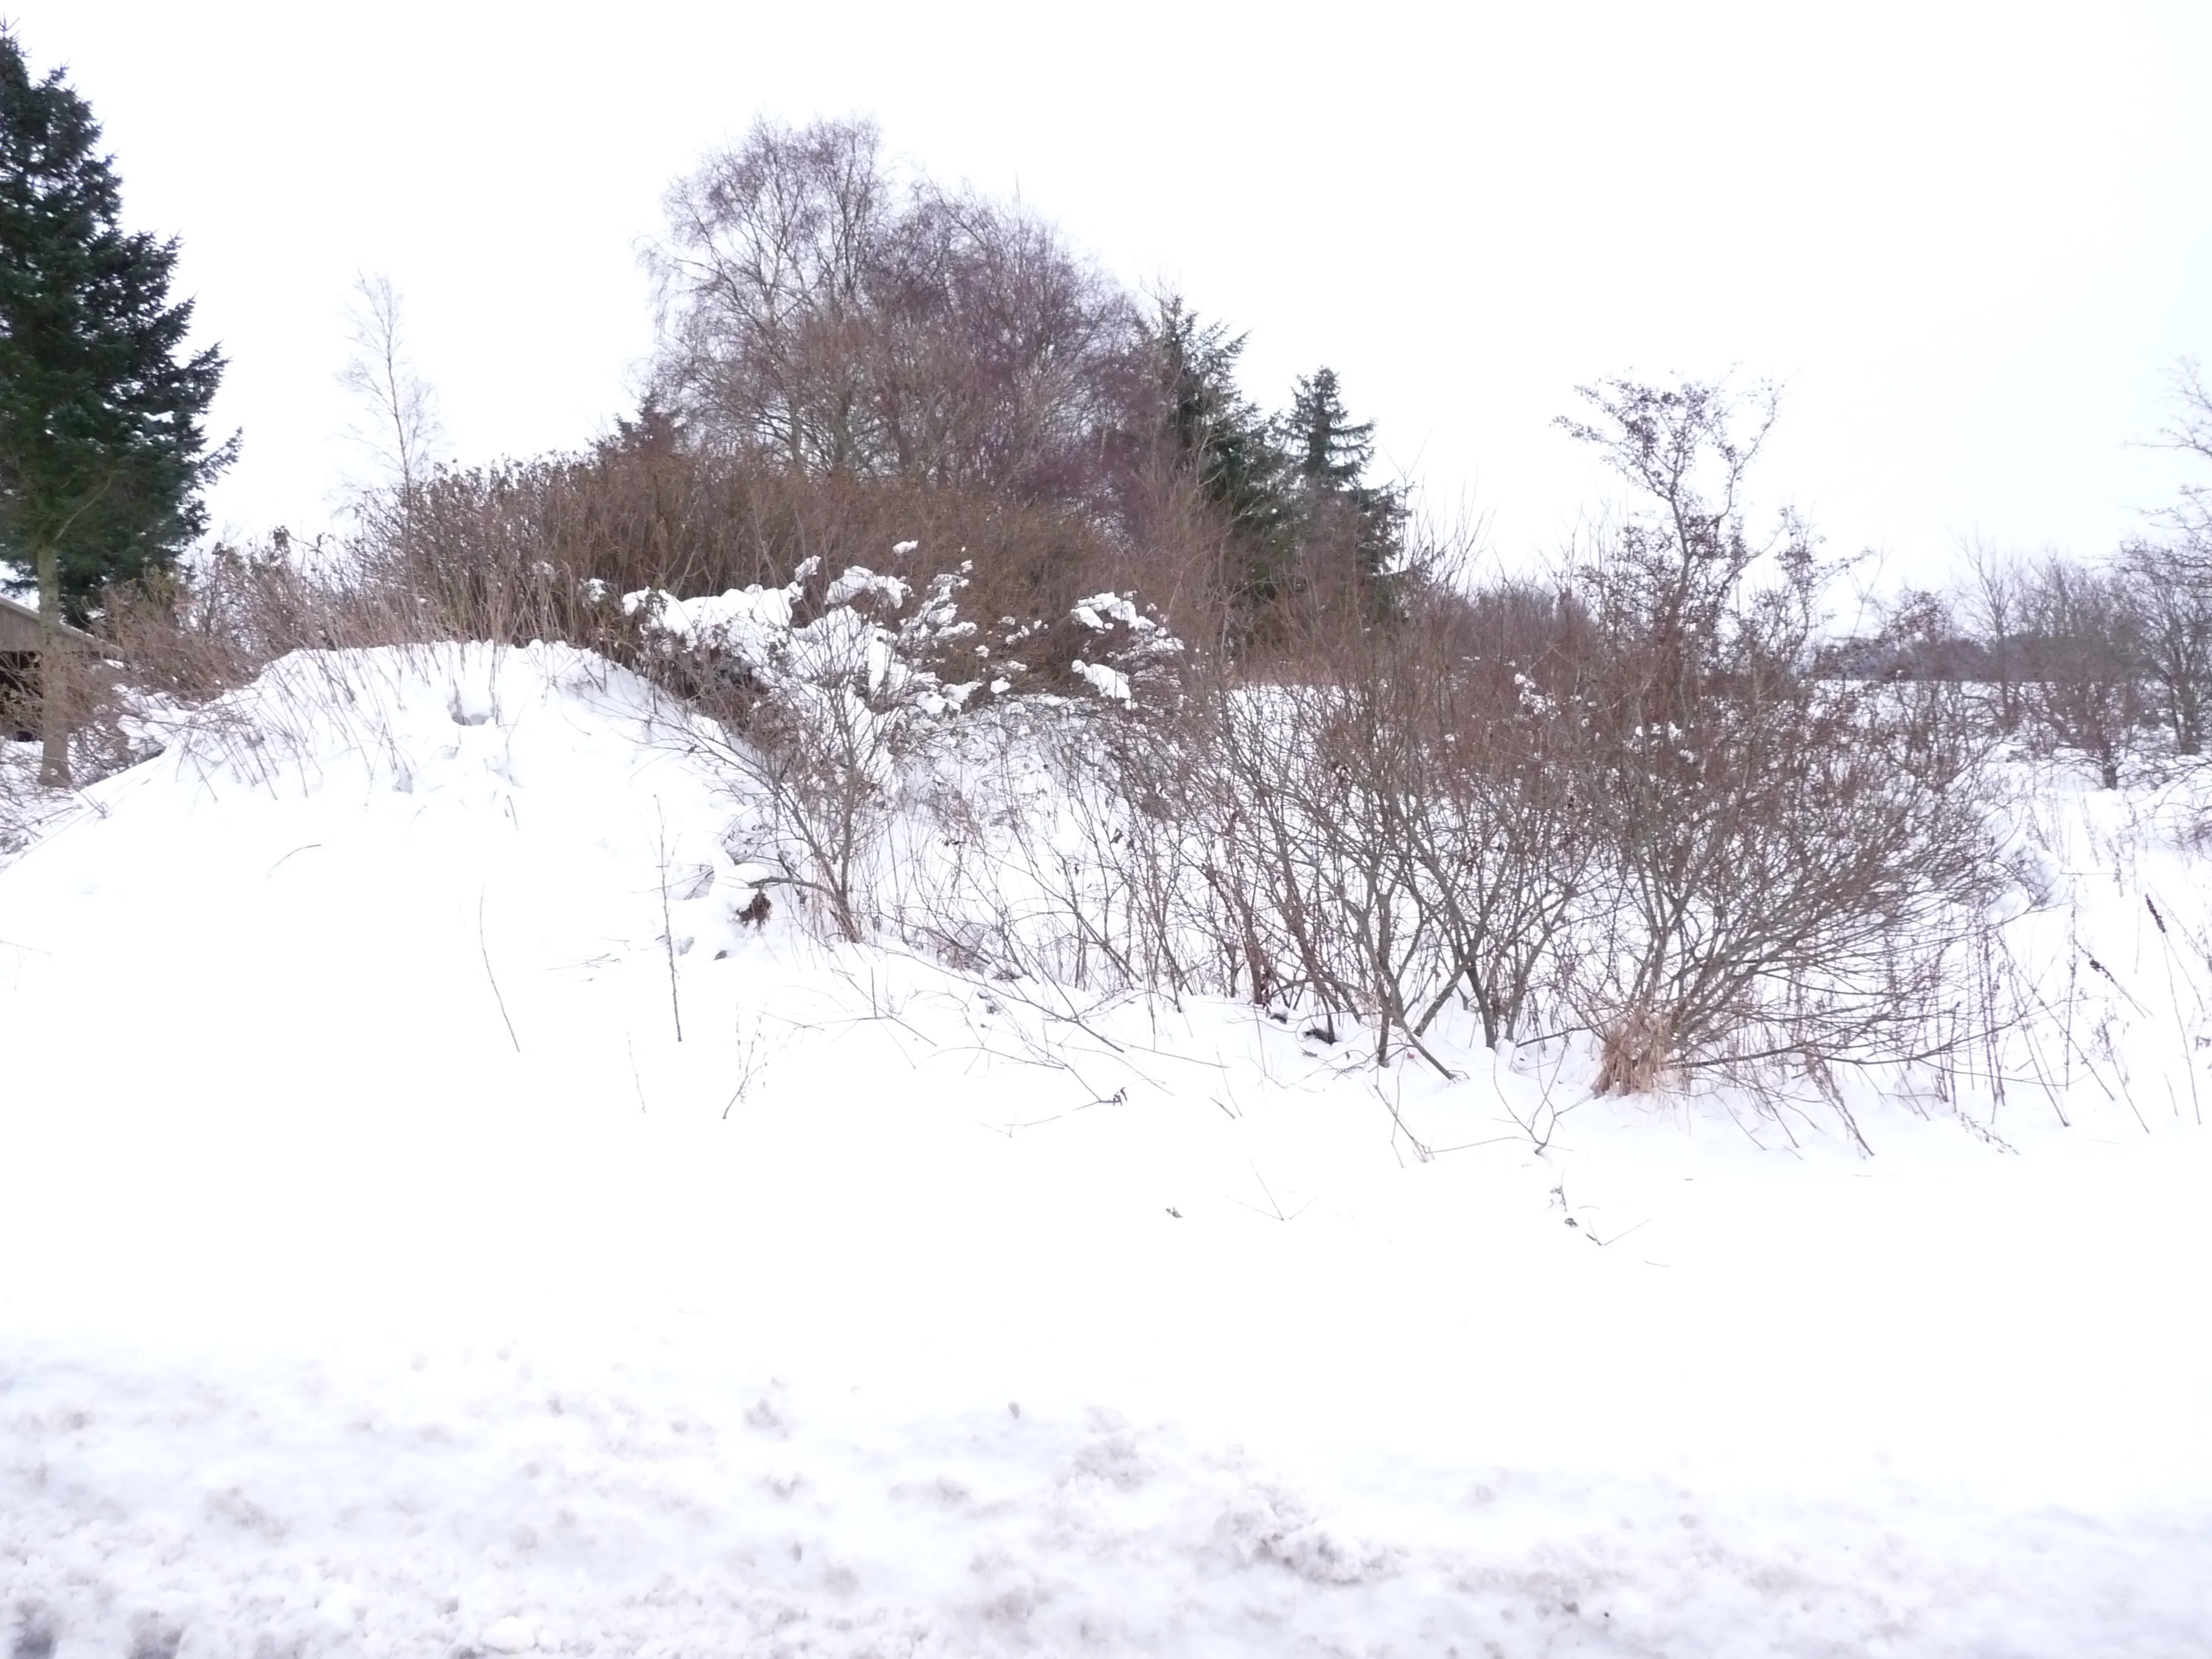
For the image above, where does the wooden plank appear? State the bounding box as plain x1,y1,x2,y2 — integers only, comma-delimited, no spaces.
0,592,98,652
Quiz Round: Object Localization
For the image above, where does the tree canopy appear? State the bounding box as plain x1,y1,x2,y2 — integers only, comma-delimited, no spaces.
0,27,230,624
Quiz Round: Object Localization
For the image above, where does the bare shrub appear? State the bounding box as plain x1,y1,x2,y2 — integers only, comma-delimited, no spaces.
386,431,1151,686
870,699,1159,990
1939,367,2212,774
869,395,2006,1101
1059,579,1597,1069
637,558,1007,945
90,430,1151,712
1558,377,2001,1094
84,524,600,712
692,629,908,945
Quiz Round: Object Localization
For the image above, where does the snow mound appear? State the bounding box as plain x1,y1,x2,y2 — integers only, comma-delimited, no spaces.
144,640,682,795
2,643,2210,1656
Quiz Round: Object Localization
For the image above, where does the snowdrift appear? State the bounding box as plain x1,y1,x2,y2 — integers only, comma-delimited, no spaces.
3,644,2210,1657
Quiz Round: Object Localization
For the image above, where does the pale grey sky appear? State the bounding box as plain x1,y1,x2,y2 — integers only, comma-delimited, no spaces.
21,0,2212,577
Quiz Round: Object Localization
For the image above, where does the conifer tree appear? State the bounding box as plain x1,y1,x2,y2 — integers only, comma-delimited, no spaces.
0,28,230,782
1144,296,1293,628
1279,366,1406,598
1145,310,1407,640
1148,297,1284,540
1283,366,1373,492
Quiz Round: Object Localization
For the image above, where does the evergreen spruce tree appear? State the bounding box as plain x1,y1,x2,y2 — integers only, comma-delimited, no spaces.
1283,366,1373,492
1280,366,1406,600
1144,296,1292,631
0,28,231,782
1149,297,1284,540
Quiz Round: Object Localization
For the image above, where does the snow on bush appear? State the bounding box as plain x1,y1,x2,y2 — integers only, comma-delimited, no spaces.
621,559,1181,719
612,555,1183,942
625,557,973,721
1067,589,1182,705
1068,659,1131,703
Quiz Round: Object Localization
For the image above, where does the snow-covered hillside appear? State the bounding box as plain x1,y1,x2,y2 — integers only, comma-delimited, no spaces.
4,645,2209,1657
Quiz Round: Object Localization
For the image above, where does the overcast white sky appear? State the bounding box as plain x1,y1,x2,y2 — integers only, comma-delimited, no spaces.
19,0,2212,578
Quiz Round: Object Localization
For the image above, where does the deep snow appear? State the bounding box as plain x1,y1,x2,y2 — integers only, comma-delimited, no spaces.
2,643,2209,1657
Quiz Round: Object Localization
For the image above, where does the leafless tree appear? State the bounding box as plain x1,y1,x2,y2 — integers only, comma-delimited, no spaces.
2100,361,2212,760
648,117,888,475
1957,539,2027,732
2120,539,2212,757
646,117,1137,508
2015,554,2141,788
339,273,443,505
2159,358,2212,551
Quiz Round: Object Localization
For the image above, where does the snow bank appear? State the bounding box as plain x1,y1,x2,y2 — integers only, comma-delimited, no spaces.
2,644,2210,1656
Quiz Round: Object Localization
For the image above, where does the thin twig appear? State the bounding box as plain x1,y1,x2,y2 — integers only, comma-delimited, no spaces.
478,888,521,1053
657,800,683,1043
2146,895,2202,1125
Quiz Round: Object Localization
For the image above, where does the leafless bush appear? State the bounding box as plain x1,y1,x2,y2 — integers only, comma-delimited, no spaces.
83,525,601,708
1578,666,1996,1093
389,433,1161,682
1556,377,2001,1092
694,652,905,945
862,390,2006,1099
1021,583,1600,1070
2,508,629,816
867,702,1161,990
652,558,1005,945
87,423,1166,709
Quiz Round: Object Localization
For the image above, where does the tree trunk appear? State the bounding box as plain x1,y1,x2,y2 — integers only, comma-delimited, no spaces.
35,538,69,788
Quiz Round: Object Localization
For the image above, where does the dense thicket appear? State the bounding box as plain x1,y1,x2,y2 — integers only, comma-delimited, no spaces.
40,328,2028,1105
58,100,2212,1102
1082,378,1998,1101
1828,372,2212,789
644,116,1405,649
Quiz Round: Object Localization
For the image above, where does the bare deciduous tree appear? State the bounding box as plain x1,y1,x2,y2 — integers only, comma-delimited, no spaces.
646,117,1136,509
2160,358,2212,550
649,118,888,476
1957,539,2028,732
2014,555,2140,788
2121,540,2212,757
339,273,443,503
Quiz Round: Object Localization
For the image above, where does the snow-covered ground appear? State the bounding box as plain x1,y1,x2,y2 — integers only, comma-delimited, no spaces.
4,644,2210,1656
